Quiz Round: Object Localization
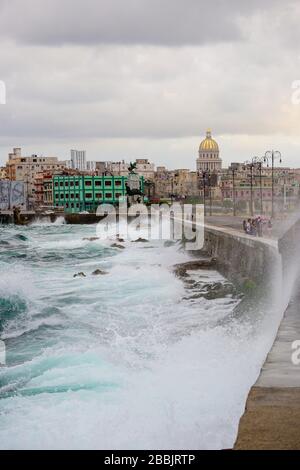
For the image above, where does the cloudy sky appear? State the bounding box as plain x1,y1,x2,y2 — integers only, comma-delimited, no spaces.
0,0,300,169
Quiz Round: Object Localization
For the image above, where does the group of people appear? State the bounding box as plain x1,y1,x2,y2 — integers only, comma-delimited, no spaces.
243,216,272,237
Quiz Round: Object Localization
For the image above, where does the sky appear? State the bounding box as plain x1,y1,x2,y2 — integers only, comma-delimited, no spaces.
1,0,300,169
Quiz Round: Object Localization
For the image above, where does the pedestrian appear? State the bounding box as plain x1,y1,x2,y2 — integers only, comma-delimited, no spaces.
266,218,273,237
243,220,247,233
256,216,263,237
246,219,252,235
251,219,257,236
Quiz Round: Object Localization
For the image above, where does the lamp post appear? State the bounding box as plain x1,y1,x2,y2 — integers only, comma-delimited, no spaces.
202,169,212,216
244,157,265,217
263,150,282,219
230,164,239,216
202,171,206,216
244,161,255,217
252,156,265,215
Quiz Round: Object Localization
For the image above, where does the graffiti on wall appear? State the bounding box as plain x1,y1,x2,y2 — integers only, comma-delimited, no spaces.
0,180,26,210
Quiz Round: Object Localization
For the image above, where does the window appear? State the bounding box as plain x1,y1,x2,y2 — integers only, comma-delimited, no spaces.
105,192,112,198
65,193,69,199
105,180,112,187
65,181,69,187
75,193,79,199
85,193,92,198
75,181,79,187
60,194,64,199
115,180,122,186
70,194,74,199
71,202,74,208
115,193,122,198
66,203,69,208
70,181,74,187
95,180,102,187
54,182,58,187
85,180,92,186
95,193,102,199
76,203,79,208
60,182,64,187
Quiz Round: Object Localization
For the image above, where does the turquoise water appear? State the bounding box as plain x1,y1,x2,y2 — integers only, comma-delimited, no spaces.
0,220,282,449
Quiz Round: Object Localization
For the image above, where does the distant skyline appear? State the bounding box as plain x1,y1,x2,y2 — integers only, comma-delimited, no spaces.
1,0,300,168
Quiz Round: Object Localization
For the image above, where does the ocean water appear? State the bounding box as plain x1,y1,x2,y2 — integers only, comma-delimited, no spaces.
0,220,283,449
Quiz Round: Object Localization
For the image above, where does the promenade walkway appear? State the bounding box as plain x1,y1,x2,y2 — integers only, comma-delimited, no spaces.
192,214,300,449
234,295,300,449
227,212,300,450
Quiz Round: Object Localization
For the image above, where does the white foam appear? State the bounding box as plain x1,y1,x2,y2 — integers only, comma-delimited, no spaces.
0,223,284,450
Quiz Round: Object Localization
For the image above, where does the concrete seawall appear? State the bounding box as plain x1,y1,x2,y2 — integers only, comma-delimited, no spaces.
234,299,300,449
201,225,279,292
233,218,300,449
192,221,299,449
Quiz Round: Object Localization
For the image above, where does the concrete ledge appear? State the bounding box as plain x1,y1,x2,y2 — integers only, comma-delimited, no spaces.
201,225,279,291
234,387,300,450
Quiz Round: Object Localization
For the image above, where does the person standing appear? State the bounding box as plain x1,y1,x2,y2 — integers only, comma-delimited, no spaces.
257,217,263,237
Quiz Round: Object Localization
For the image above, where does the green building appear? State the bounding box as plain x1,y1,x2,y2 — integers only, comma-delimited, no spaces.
53,175,144,213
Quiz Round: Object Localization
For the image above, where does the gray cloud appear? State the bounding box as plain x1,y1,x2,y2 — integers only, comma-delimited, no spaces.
0,0,300,168
0,0,283,46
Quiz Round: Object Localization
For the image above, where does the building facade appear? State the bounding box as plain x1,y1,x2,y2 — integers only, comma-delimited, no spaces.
86,161,96,172
0,167,7,179
171,169,199,198
153,167,200,200
134,159,155,181
6,148,66,208
220,164,300,214
0,180,26,210
70,149,86,171
196,130,222,174
34,172,55,207
53,175,144,213
107,160,129,176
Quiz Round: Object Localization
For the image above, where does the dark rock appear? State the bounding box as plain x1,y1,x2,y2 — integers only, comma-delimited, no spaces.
92,269,108,276
111,243,125,250
174,258,217,278
132,238,149,243
202,282,236,300
83,237,99,241
164,240,176,248
73,272,86,278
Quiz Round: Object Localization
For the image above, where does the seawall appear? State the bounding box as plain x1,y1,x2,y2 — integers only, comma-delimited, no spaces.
197,224,279,293
234,217,300,450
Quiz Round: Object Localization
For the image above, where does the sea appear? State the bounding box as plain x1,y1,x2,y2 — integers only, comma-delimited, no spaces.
0,218,285,449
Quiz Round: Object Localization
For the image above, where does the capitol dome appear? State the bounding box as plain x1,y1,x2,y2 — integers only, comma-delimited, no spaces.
199,130,219,152
197,129,222,173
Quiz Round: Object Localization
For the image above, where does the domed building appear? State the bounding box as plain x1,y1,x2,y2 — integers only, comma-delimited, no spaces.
196,130,222,174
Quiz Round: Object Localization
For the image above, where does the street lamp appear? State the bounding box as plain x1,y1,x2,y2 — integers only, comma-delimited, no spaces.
252,156,265,215
263,150,282,219
202,169,212,216
230,164,239,216
244,160,255,217
243,157,265,216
